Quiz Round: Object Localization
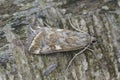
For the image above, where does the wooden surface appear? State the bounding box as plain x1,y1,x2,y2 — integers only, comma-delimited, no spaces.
0,0,120,80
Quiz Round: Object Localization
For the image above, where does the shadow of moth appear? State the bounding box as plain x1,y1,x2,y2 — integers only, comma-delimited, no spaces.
27,26,95,54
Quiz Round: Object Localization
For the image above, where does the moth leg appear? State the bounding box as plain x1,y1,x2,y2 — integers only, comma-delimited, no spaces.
87,48,102,70
65,45,89,71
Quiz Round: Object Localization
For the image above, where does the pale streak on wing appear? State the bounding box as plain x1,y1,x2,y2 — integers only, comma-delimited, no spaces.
28,32,42,51
55,45,62,50
56,29,63,32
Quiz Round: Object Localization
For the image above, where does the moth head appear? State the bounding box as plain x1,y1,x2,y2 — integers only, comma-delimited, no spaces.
90,36,97,44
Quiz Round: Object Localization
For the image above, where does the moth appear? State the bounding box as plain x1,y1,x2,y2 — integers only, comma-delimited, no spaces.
27,26,95,54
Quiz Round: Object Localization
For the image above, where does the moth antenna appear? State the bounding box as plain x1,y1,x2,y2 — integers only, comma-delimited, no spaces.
68,16,80,32
65,45,89,72
75,20,81,31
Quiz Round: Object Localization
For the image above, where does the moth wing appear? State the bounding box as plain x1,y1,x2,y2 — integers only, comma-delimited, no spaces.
28,27,90,54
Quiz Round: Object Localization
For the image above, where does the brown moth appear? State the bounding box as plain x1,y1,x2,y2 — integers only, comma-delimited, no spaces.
27,26,94,54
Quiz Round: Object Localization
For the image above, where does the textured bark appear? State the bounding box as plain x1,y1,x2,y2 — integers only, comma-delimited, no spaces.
0,0,120,80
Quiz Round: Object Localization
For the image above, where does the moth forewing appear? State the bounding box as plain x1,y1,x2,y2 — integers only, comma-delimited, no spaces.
28,27,91,54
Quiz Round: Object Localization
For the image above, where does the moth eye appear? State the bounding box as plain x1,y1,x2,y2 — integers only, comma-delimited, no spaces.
91,37,97,43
